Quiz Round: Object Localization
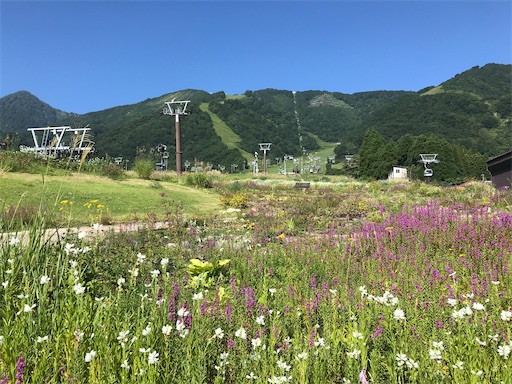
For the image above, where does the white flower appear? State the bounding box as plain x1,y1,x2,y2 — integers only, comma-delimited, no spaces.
235,327,247,339
160,258,169,267
447,298,457,306
139,347,151,353
295,352,308,360
36,335,48,343
5,270,12,275
329,289,338,296
246,371,259,379
429,349,442,361
472,302,485,311
497,344,511,359
93,223,101,231
396,353,408,367
2,281,8,288
85,350,96,362
117,277,126,286
121,360,130,370
276,359,291,372
359,285,367,297
452,309,465,319
117,330,130,343
452,361,464,370
488,334,499,342
432,341,444,350
78,231,87,239
177,307,189,317
471,370,483,376
393,309,406,320
500,310,512,321
24,304,36,312
406,358,419,369
251,337,262,349
128,268,139,277
461,306,473,316
148,350,159,365
176,319,185,333
475,337,487,346
9,237,20,246
142,325,152,336
40,275,51,285
352,331,363,339
192,292,204,300
269,288,277,296
73,283,86,295
150,270,160,278
256,315,265,325
347,349,361,359
162,325,173,336
136,252,146,264
314,337,325,347
214,328,224,339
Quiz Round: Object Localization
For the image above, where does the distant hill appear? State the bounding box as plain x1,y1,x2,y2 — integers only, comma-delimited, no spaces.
0,90,75,131
1,63,510,165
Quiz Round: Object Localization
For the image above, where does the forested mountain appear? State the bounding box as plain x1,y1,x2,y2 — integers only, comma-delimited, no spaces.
1,64,510,166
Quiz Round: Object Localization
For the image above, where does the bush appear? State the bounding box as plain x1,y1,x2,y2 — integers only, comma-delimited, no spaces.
184,172,213,188
133,158,155,180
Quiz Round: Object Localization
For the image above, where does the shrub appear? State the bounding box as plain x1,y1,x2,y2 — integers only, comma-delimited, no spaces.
133,158,155,179
184,172,212,188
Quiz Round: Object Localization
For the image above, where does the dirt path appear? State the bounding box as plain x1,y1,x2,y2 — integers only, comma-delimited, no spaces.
1,221,172,247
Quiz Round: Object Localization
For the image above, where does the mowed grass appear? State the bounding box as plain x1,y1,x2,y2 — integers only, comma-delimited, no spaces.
199,103,253,162
0,172,222,226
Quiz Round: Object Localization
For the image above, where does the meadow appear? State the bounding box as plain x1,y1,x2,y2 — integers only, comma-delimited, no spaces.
1,169,511,383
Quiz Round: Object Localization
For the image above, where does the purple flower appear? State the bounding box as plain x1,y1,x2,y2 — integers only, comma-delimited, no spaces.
16,356,26,384
371,326,383,339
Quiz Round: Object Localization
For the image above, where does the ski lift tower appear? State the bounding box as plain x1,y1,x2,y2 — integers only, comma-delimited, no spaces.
162,99,191,176
259,143,271,175
419,154,439,180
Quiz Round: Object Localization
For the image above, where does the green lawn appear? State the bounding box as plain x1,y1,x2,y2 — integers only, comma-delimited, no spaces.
0,172,222,226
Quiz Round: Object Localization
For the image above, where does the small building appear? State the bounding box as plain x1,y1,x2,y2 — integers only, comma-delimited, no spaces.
486,150,512,189
388,166,409,182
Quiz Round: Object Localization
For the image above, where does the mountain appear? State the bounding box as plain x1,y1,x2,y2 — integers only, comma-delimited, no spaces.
1,64,510,165
0,90,75,132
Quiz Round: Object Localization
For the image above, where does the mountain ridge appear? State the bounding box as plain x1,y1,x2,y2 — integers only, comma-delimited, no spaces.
1,63,510,164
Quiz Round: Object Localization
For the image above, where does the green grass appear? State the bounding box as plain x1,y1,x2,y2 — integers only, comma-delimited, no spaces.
0,172,222,226
199,103,253,162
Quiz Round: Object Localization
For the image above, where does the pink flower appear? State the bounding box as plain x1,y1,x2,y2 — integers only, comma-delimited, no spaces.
359,368,369,384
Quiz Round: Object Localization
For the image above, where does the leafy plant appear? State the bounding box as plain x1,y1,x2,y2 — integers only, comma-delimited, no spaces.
186,258,230,289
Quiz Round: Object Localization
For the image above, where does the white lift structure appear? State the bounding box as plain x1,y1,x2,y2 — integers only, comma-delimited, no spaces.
21,126,94,158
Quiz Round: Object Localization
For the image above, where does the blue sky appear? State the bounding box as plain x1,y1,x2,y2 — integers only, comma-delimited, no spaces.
1,1,510,114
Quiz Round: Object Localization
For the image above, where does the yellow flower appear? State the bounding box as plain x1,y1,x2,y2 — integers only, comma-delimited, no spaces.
90,199,99,203
385,226,393,232
60,200,68,205
277,233,285,239
97,204,105,210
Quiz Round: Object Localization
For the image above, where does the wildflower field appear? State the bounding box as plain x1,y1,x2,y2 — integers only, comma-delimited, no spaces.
1,178,511,383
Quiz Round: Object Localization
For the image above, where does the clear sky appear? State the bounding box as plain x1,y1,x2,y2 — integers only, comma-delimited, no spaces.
1,1,510,114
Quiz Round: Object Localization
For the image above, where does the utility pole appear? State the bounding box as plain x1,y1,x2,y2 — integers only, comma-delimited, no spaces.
259,143,271,175
162,99,191,175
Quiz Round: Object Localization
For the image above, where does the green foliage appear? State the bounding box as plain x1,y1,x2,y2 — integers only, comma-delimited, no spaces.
186,258,230,289
220,193,248,208
133,157,154,179
1,64,510,172
185,172,213,188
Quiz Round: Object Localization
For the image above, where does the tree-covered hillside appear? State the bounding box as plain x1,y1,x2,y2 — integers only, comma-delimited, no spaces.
1,63,510,164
